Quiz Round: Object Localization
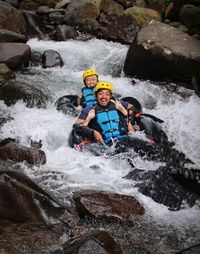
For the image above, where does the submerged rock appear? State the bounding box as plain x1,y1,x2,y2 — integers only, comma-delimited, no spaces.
0,79,49,108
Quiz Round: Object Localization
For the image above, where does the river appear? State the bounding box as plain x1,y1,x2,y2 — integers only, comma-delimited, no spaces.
0,38,200,253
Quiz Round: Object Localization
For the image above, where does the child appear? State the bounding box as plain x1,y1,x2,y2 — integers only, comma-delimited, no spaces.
77,69,99,108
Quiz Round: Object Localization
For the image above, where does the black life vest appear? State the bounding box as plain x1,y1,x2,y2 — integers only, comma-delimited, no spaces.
80,87,97,108
95,101,128,143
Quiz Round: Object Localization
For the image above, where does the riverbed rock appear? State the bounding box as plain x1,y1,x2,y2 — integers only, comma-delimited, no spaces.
0,1,26,35
0,170,72,224
30,51,42,66
166,0,200,21
0,42,31,69
0,29,27,43
22,10,49,39
19,0,60,10
55,24,78,41
0,63,15,81
42,49,64,68
0,225,122,254
63,228,123,254
124,20,200,88
0,79,49,108
64,0,100,27
73,190,145,224
97,12,138,44
0,139,46,165
179,4,200,35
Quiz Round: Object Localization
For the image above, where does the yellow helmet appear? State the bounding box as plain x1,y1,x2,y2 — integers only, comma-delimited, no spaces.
95,81,113,93
83,69,98,80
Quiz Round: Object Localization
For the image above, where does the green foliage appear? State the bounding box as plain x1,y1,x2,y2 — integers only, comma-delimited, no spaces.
164,0,172,5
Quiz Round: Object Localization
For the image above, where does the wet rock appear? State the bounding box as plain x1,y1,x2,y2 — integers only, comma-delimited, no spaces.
124,20,200,87
0,29,27,43
48,12,64,25
0,42,31,70
0,225,122,254
42,49,64,68
55,0,70,9
64,0,100,26
0,79,49,108
0,223,67,254
19,0,60,10
30,51,42,66
36,5,50,15
22,10,49,39
0,1,26,35
97,12,138,44
0,139,46,165
179,4,200,35
100,0,124,15
62,228,123,254
73,190,145,225
0,170,73,224
166,0,200,21
55,25,78,41
176,243,200,254
0,63,15,81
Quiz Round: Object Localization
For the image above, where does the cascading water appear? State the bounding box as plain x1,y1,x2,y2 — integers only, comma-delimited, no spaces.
1,38,200,253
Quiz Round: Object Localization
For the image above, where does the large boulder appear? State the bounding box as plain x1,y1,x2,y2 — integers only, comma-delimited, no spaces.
63,0,100,27
179,4,200,35
0,79,49,108
124,20,200,87
96,13,138,44
73,190,145,224
0,170,71,224
0,42,31,69
0,1,26,35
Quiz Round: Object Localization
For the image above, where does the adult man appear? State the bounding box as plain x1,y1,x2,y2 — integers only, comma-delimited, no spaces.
70,81,162,159
75,81,133,143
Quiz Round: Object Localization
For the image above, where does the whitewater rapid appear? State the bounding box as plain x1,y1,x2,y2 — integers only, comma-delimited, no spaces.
1,38,200,249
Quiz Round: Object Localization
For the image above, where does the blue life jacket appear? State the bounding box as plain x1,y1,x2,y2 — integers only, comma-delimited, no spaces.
80,87,97,108
95,101,128,143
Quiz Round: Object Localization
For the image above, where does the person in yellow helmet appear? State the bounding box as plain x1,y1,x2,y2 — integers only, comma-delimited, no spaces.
77,69,99,108
71,81,167,161
75,81,134,143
